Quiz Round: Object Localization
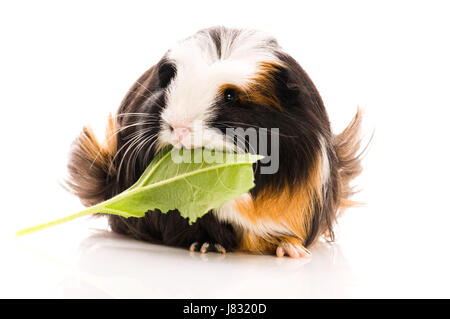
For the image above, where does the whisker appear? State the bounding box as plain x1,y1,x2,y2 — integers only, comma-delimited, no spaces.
115,112,155,118
88,111,162,172
134,81,167,111
135,80,153,94
87,120,155,169
116,132,149,183
112,130,147,164
114,120,160,137
125,85,167,112
142,136,160,165
127,131,158,175
233,134,260,172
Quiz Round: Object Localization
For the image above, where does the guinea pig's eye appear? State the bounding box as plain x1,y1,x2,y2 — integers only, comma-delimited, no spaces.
158,62,177,88
223,88,238,103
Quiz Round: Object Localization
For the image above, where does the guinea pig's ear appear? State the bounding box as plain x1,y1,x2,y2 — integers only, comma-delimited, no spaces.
273,63,302,105
275,52,323,108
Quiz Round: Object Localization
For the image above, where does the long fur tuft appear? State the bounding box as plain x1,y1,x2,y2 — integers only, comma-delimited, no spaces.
335,107,365,210
66,115,118,207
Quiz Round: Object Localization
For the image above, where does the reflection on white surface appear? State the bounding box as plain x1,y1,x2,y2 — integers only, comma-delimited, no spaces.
60,231,353,298
8,209,450,298
10,219,355,298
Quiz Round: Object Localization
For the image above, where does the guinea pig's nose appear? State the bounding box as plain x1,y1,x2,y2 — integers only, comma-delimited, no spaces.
171,126,191,141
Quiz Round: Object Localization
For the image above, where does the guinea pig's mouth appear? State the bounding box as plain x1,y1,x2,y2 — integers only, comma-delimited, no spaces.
156,127,240,154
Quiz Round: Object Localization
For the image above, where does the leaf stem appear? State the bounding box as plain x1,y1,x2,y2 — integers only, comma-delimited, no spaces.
15,202,106,237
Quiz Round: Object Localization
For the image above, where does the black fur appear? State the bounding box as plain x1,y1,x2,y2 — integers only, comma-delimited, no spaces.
109,210,237,250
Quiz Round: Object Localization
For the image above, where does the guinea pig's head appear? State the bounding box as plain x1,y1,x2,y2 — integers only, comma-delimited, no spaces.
115,26,331,187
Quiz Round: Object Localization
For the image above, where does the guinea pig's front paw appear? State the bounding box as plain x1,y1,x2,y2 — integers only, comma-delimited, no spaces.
189,242,227,254
276,241,311,258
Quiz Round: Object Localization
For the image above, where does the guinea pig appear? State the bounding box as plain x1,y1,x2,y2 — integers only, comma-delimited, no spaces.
66,26,364,258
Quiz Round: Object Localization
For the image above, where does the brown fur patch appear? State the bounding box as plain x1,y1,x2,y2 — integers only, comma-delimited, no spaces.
335,108,365,213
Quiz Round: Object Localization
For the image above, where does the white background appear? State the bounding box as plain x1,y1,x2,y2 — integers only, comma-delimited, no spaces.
1,0,450,298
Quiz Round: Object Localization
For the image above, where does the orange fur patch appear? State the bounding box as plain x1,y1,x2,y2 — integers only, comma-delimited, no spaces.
236,152,324,252
101,113,118,157
78,113,117,175
219,62,285,110
239,231,278,253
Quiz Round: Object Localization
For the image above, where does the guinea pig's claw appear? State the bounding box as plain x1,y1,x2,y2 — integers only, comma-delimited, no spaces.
276,246,286,257
189,242,227,254
214,244,227,254
200,242,210,253
276,243,311,258
189,242,199,252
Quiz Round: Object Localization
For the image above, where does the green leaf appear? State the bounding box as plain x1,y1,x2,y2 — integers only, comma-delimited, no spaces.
16,147,262,236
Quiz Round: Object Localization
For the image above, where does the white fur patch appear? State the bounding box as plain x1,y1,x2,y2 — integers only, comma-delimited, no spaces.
319,135,330,187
